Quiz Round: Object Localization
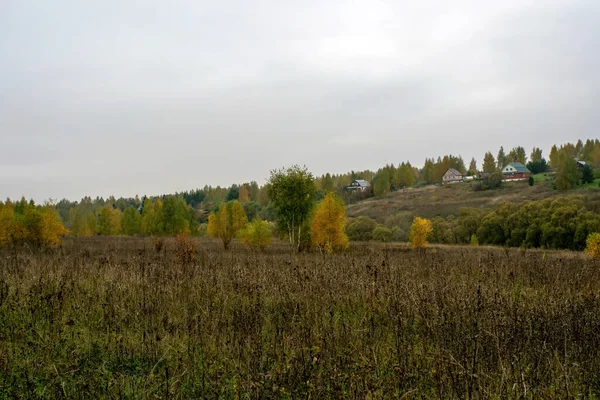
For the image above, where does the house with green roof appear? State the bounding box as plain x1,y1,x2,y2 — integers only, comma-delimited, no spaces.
501,162,531,181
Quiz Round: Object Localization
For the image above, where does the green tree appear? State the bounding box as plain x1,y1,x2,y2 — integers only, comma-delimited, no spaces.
467,157,477,175
97,207,121,235
555,155,581,191
372,168,391,196
508,146,527,164
483,152,496,173
267,165,316,251
397,162,416,188
497,146,507,170
530,147,543,163
549,145,559,169
161,197,191,235
581,164,594,184
121,206,142,235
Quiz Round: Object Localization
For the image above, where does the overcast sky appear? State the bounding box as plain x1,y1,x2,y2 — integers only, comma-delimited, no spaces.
1,0,599,202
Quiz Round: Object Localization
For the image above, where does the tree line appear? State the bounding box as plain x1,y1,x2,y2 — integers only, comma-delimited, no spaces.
2,138,598,247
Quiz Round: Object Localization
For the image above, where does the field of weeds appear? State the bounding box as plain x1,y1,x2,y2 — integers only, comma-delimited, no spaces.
1,237,600,398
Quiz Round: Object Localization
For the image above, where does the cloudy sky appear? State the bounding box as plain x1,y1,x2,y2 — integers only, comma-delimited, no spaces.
1,0,599,201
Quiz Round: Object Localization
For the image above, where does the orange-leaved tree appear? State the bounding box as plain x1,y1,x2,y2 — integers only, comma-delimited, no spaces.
409,216,433,249
310,192,349,253
0,200,68,247
208,200,248,249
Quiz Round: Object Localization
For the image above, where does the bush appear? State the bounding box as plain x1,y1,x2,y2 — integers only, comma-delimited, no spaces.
346,216,378,241
585,233,600,258
152,236,165,253
174,234,195,264
528,176,534,186
372,225,394,242
238,218,273,251
488,172,503,189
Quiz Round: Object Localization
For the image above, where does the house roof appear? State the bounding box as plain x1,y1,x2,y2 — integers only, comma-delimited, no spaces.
353,179,370,187
503,162,530,173
445,168,462,176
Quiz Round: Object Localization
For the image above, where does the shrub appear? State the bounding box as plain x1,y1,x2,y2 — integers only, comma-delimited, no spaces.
372,225,393,242
585,233,600,258
488,172,503,189
528,176,534,186
346,216,378,241
470,234,479,246
152,236,165,253
238,218,273,251
174,234,195,264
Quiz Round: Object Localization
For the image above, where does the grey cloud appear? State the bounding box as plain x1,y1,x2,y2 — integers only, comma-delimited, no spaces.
1,0,599,201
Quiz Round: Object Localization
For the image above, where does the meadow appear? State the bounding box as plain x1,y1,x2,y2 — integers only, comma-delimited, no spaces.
1,237,600,399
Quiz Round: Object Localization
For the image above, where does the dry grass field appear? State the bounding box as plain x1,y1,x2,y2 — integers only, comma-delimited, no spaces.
1,237,600,398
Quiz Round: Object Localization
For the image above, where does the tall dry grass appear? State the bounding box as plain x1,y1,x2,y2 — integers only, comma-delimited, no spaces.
1,237,599,398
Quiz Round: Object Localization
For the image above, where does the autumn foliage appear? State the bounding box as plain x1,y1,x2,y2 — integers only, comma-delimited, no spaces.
409,217,433,249
310,192,349,253
586,233,600,259
238,218,273,251
0,198,68,247
207,201,248,249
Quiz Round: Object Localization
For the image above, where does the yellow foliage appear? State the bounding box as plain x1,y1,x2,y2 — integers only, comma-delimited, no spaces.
238,218,273,250
310,192,349,253
409,217,433,249
0,202,68,247
585,233,600,259
37,207,69,246
0,205,16,245
207,201,248,249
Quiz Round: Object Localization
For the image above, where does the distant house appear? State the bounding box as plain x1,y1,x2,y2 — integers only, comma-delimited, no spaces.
502,162,531,181
577,160,587,171
346,179,371,192
442,168,463,184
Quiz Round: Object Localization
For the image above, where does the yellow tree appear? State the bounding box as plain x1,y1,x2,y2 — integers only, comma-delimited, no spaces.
310,192,349,253
409,217,433,249
586,233,600,259
238,218,273,251
208,200,248,249
238,185,250,202
37,206,69,246
0,203,16,246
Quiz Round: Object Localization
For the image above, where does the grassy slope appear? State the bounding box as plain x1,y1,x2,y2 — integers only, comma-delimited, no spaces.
347,180,598,225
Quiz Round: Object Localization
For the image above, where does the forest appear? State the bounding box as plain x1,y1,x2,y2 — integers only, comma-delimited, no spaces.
1,138,599,252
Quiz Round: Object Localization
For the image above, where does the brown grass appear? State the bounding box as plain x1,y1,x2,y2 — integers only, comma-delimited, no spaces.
1,237,599,398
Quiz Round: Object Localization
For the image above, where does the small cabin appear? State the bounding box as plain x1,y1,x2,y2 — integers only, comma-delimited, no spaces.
346,179,371,192
442,168,463,184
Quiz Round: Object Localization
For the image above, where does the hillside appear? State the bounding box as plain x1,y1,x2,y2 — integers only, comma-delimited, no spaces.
347,180,598,225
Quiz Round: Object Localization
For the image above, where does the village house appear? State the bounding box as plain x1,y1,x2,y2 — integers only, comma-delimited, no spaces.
442,168,463,184
346,179,371,192
501,162,531,181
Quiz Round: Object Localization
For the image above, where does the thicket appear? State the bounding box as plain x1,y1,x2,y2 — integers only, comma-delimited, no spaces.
0,198,68,247
2,238,600,398
430,195,600,250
